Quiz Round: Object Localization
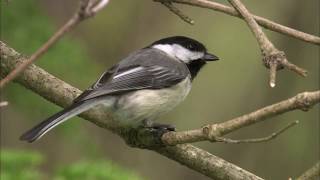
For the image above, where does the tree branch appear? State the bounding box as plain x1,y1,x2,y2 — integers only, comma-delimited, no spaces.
162,91,319,145
0,0,110,89
214,120,299,144
156,144,263,180
0,41,264,180
227,0,306,87
296,162,320,180
161,1,194,25
154,0,320,45
0,101,9,108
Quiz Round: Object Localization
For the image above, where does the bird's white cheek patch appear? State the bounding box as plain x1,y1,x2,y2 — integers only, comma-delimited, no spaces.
152,44,175,57
175,49,204,63
152,44,204,63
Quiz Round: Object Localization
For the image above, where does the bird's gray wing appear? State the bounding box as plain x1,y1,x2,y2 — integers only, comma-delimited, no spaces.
20,48,189,143
73,64,118,103
21,64,186,143
73,64,188,102
73,48,190,103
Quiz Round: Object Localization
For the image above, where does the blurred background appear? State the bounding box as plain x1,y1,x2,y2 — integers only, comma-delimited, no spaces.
1,0,319,179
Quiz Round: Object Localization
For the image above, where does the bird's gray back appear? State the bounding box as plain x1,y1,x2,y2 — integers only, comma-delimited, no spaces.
118,48,190,76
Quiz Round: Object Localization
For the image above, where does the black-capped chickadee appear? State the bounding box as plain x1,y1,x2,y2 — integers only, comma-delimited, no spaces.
20,36,219,143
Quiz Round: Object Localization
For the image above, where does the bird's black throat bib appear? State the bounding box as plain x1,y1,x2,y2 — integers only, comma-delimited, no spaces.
186,60,206,80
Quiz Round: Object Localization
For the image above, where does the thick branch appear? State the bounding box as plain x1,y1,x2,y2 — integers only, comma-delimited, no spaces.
296,162,320,180
156,144,262,180
154,0,320,45
0,41,263,179
162,91,319,145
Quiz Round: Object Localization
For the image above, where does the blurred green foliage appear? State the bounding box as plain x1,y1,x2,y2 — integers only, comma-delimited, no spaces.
1,150,43,180
1,149,143,180
55,161,142,180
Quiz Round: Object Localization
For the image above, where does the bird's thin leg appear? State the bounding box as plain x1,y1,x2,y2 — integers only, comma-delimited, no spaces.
142,119,176,131
149,122,176,131
123,120,175,149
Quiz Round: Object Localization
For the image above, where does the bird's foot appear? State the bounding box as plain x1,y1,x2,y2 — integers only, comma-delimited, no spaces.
148,122,176,131
122,122,175,149
146,123,175,139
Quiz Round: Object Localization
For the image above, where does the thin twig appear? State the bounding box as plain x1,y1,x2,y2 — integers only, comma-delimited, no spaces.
154,0,320,45
214,120,298,144
0,0,110,89
0,101,9,107
161,91,320,145
282,59,308,77
161,1,194,25
269,62,277,88
91,0,110,13
296,162,320,180
227,0,307,87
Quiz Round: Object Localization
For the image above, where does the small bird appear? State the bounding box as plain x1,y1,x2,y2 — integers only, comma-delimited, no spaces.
20,36,219,143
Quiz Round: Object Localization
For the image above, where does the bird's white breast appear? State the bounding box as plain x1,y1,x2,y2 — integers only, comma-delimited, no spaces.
113,78,192,126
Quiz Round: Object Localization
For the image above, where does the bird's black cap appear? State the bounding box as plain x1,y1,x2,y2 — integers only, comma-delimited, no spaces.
151,36,207,52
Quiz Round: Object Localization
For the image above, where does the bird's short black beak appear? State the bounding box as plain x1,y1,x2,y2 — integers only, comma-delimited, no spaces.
203,52,219,61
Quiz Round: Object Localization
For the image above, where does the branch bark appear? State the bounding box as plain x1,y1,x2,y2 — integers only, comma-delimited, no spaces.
0,41,264,179
155,0,320,45
161,1,195,24
296,162,320,180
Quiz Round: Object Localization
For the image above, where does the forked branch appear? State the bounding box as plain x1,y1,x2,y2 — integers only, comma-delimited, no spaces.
214,120,299,144
227,0,306,87
156,0,317,86
162,91,320,145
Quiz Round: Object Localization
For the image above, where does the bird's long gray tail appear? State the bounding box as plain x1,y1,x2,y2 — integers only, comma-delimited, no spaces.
20,100,101,143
